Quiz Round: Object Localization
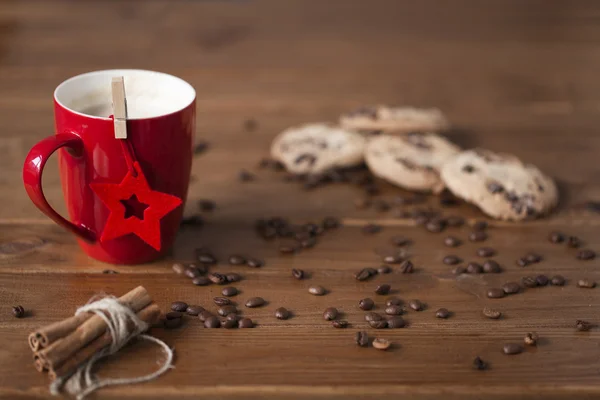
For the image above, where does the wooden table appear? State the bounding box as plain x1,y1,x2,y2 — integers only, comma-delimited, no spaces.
1,1,599,398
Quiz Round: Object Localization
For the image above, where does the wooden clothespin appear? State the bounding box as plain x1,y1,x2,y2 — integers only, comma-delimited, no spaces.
111,77,128,139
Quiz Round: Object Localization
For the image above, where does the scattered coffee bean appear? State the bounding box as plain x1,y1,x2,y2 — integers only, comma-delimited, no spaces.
246,258,264,268
387,316,406,329
525,253,542,264
204,316,221,328
443,255,462,265
577,249,596,260
482,307,501,319
487,288,505,299
536,275,549,287
238,318,254,328
184,266,201,279
550,275,566,286
355,331,369,347
222,319,238,329
385,305,404,315
238,169,255,182
435,308,450,319
576,320,593,331
385,297,402,307
198,311,214,322
446,216,465,227
243,118,258,132
245,297,266,308
279,244,299,254
375,284,391,295
308,286,326,296
382,254,403,264
477,247,496,257
164,317,183,329
275,307,290,320
186,305,204,316
362,223,382,234
171,301,188,312
323,307,338,321
502,282,520,295
225,273,242,283
425,219,446,233
180,215,204,227
12,305,25,318
291,268,305,280
365,312,383,322
322,216,341,230
524,332,539,346
444,236,461,247
172,263,186,275
372,338,391,350
503,343,523,355
468,231,487,242
408,299,424,311
567,236,582,248
391,236,411,246
166,312,184,321
198,199,216,212
452,266,465,275
208,273,227,285
217,305,238,316
332,320,348,328
369,320,388,329
377,265,392,274
473,220,488,231
399,260,414,274
473,356,487,370
196,250,217,265
549,231,565,244
300,237,317,249
359,298,375,311
193,140,209,155
577,279,596,289
213,297,231,306
466,262,483,274
483,260,501,273
522,276,538,288
516,257,529,267
222,287,238,297
226,314,241,322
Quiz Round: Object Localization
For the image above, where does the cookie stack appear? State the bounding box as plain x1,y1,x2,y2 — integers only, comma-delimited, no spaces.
270,105,558,221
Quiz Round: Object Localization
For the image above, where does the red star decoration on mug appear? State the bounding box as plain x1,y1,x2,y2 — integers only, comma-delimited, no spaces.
90,162,182,251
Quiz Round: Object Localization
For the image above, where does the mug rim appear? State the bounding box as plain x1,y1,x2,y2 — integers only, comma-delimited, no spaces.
53,69,196,121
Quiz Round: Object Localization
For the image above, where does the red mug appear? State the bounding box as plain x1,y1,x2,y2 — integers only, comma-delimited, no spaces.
23,69,196,264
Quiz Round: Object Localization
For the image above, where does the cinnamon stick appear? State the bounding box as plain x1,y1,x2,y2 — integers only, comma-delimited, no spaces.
33,354,48,372
28,313,93,351
37,286,151,371
48,302,161,381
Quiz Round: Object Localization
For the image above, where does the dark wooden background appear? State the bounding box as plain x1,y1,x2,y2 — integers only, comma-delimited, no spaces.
0,1,599,399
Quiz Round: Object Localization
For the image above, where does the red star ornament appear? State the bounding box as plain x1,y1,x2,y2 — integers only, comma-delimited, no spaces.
90,162,182,251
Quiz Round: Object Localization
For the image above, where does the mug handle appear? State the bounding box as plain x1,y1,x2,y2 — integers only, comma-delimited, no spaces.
23,133,97,242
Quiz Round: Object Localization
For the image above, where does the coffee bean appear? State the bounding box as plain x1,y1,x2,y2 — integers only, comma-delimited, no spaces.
387,316,406,329
503,343,523,355
502,282,520,294
525,253,542,264
184,266,201,279
332,320,348,329
375,284,391,295
385,305,404,315
208,273,227,285
193,140,209,155
172,263,186,275
446,216,465,227
408,299,424,311
382,254,403,264
12,305,25,318
444,236,461,247
186,305,204,316
246,258,264,268
196,250,217,265
238,318,254,328
217,305,238,316
369,320,388,329
486,288,505,299
482,307,501,319
238,169,255,182
477,247,496,257
372,338,391,350
536,275,549,287
425,219,446,233
204,316,221,328
516,257,529,267
198,311,214,322
291,269,305,280
549,231,565,244
452,266,466,275
245,297,266,308
385,297,402,307
198,199,216,212
577,279,596,288
222,319,238,329
225,273,242,283
435,308,450,319
275,307,290,320
226,314,241,322
473,356,487,370
365,312,383,322
399,260,414,274
377,265,392,274
522,276,538,288
164,317,183,329
468,231,487,242
279,244,299,254
323,307,338,321
308,286,326,296
473,220,488,231
466,262,483,274
524,332,538,346
482,260,501,273
221,287,238,297
181,215,204,227
443,255,462,265
171,301,188,312
354,197,371,209
300,237,318,249
550,275,566,286
355,268,376,281
391,236,411,246
322,216,341,230
362,223,382,234
576,320,593,331
355,331,369,347
577,249,596,260
214,297,231,306
359,298,375,311
567,236,582,248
